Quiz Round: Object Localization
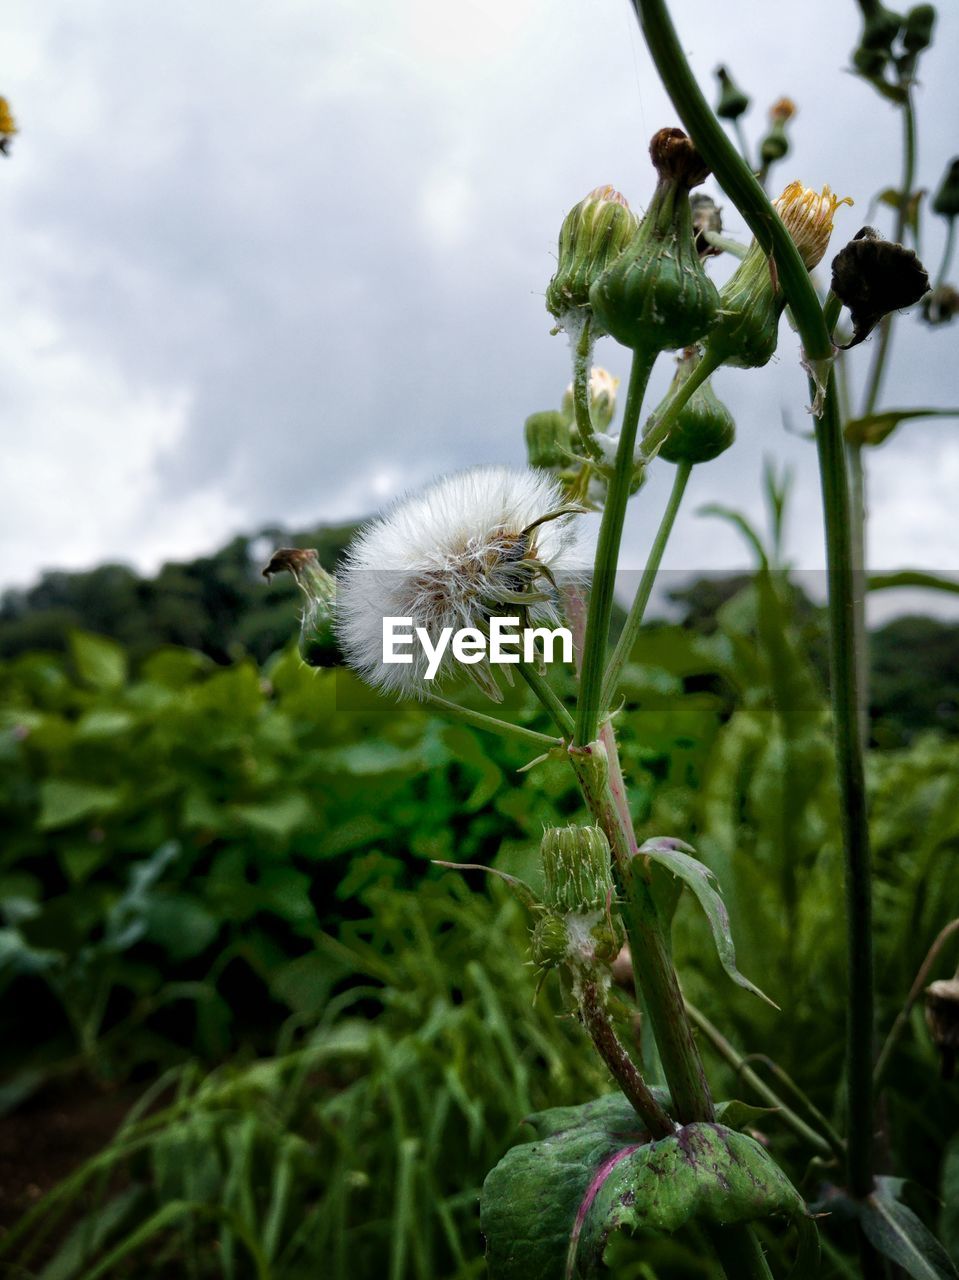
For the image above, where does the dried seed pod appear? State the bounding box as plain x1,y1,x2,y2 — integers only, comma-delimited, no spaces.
263,548,341,668
925,977,959,1079
921,283,959,325
830,225,930,348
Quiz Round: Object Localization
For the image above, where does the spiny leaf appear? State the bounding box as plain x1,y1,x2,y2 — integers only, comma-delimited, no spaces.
636,838,779,1008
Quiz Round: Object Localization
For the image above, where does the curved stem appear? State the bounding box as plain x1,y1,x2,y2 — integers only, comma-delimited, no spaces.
422,693,562,750
571,316,604,463
574,345,657,746
874,916,959,1089
578,976,675,1138
686,1002,839,1161
633,0,875,1204
602,460,691,712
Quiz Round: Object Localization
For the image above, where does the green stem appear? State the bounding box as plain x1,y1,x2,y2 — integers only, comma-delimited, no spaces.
517,661,574,736
641,350,720,459
874,916,959,1089
702,230,748,259
578,976,675,1138
422,693,562,750
732,117,751,169
686,1002,839,1160
633,0,875,1204
812,370,875,1198
847,441,870,743
574,345,658,747
568,733,714,1125
602,460,691,712
571,316,604,463
707,1225,774,1280
935,216,956,291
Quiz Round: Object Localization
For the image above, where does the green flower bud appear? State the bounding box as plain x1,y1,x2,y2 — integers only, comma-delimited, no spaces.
921,283,959,325
530,913,570,972
759,98,795,169
541,824,615,915
262,548,340,668
546,186,639,333
714,66,750,121
858,1,902,52
524,410,572,469
902,3,936,53
932,157,959,219
650,350,735,465
705,181,851,368
589,129,720,353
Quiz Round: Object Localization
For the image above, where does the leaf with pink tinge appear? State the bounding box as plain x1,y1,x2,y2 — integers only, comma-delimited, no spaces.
481,1093,810,1279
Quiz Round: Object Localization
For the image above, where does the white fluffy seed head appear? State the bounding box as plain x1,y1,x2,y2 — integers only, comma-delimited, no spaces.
336,466,582,699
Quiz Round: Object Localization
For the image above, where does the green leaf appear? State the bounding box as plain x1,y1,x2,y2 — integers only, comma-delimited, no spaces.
941,1135,959,1263
860,1180,959,1280
867,571,959,597
38,780,122,830
68,630,128,690
636,838,778,1007
845,407,959,447
481,1094,808,1280
143,895,220,961
231,794,312,840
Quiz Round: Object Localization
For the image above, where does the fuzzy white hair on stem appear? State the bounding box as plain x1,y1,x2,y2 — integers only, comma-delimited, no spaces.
336,466,583,700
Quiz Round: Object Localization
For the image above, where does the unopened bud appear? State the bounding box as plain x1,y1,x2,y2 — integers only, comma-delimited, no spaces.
921,283,959,325
759,99,796,169
691,194,723,259
715,66,750,121
546,186,639,334
925,977,959,1079
902,4,936,54
561,367,619,434
648,350,736,466
589,129,720,353
524,411,572,469
932,157,959,220
262,548,340,668
705,182,851,369
831,225,930,348
541,825,615,915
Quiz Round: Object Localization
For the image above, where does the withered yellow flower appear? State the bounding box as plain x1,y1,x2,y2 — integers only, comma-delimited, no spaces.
775,180,853,270
0,97,17,136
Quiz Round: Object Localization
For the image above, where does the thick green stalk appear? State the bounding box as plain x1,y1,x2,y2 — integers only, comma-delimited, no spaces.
569,734,714,1125
632,0,875,1206
602,460,691,711
574,346,658,746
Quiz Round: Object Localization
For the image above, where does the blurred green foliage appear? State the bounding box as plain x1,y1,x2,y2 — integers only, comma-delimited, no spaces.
1,553,958,1274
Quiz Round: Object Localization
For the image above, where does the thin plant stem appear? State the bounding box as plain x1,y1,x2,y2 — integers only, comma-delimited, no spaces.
738,1053,846,1158
874,916,959,1088
574,345,658,747
517,661,574,736
641,350,720,459
631,0,875,1208
571,316,604,463
578,976,674,1138
421,693,562,750
602,460,691,712
686,1002,839,1161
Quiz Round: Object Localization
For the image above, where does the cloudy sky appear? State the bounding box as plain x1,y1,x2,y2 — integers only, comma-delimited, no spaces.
1,0,957,618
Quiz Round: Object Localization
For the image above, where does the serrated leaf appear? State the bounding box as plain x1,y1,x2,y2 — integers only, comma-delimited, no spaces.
636,838,778,1008
481,1094,808,1280
860,1181,959,1280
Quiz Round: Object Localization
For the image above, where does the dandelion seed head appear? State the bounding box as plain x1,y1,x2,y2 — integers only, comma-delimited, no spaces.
337,466,582,699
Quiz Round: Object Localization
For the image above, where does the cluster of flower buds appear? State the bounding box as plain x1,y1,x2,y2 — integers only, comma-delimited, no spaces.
262,547,340,668
852,1,937,94
530,825,624,983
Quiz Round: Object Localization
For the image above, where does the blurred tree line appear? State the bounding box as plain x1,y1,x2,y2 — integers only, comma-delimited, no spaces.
1,524,956,746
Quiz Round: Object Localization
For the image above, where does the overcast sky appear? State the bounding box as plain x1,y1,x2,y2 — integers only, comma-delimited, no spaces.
1,0,957,620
